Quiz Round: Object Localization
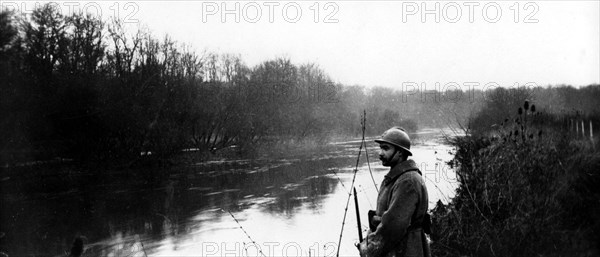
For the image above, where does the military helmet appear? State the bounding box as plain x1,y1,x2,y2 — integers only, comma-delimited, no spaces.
374,127,412,156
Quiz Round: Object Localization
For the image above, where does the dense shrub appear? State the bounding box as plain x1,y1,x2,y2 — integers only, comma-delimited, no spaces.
431,101,600,256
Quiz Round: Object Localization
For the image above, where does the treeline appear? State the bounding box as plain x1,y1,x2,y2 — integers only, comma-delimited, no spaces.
3,5,597,165
469,85,600,134
1,6,438,164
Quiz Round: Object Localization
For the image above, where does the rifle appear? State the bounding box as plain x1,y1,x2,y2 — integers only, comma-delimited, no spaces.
353,187,363,242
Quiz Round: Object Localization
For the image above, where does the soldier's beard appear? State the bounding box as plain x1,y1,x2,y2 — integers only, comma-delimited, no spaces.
380,156,393,167
380,151,401,167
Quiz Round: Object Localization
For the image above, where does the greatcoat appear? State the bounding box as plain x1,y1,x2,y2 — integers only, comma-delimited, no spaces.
359,159,431,257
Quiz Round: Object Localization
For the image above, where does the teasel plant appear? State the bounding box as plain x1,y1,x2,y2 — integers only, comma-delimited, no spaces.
494,100,542,145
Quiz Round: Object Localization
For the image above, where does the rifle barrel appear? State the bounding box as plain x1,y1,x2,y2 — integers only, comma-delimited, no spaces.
353,187,363,241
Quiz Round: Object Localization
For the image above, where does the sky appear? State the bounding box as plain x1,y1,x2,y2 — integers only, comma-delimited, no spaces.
4,0,599,89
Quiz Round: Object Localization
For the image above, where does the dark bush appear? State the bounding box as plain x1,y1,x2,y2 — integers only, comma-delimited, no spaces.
431,101,600,256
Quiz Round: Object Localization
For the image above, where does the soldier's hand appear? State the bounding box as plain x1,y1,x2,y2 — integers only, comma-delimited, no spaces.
355,241,368,257
370,215,381,229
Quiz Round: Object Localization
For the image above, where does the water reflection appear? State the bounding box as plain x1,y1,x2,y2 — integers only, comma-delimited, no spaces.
0,130,458,257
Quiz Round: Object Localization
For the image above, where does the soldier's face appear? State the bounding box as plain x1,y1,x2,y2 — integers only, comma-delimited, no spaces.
378,142,402,167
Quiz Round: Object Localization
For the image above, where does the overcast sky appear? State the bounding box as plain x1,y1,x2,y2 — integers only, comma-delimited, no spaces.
6,1,599,89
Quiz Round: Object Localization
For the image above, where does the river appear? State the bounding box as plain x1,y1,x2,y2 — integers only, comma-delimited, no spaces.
0,129,458,257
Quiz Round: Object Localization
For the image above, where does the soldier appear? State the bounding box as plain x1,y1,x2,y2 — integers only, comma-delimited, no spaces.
356,127,431,257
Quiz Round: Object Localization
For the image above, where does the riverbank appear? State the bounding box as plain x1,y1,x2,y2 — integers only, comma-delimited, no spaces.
430,115,600,256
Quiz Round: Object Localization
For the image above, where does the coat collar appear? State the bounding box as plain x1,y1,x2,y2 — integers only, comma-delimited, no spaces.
384,159,420,182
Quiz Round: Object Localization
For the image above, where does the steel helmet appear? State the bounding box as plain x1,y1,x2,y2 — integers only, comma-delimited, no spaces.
374,127,412,156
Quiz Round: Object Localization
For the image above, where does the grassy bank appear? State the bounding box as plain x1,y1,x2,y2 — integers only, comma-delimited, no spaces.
430,102,600,256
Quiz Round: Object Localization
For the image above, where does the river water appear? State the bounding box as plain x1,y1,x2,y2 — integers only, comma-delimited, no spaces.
0,129,458,257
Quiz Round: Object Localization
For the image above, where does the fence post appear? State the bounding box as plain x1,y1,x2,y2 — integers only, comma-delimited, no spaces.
582,120,586,137
570,119,573,132
591,120,594,139
590,120,594,142
592,120,596,149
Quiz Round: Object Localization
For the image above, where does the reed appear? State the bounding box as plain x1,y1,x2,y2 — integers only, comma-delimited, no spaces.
336,110,367,257
224,209,267,257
